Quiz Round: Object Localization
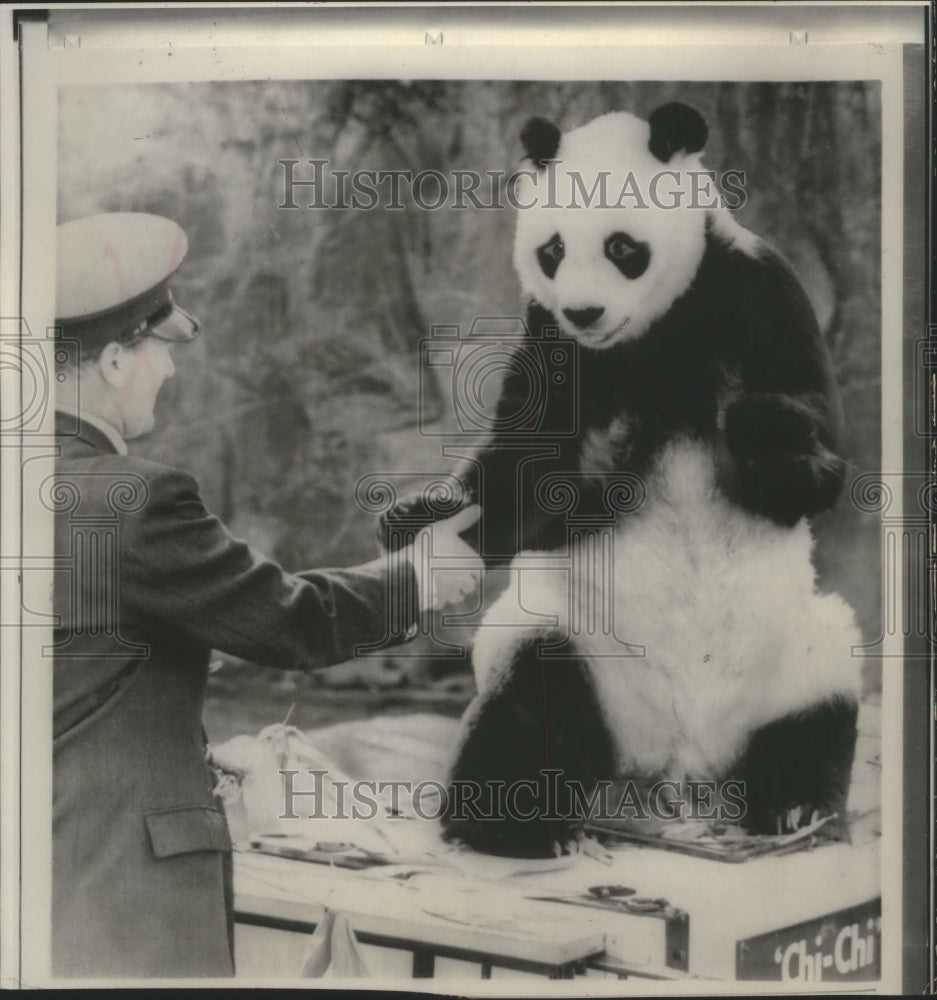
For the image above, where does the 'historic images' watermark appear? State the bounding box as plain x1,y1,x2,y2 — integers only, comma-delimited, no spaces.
279,769,748,823
277,161,748,211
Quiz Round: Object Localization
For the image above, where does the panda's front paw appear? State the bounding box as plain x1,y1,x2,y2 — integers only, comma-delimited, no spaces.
731,451,846,525
725,393,819,460
725,394,846,523
377,493,435,552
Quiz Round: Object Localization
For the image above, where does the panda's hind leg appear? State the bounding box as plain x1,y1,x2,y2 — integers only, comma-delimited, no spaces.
442,635,617,858
735,696,859,841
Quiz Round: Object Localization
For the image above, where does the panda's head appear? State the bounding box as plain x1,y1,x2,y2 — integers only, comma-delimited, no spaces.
513,103,712,349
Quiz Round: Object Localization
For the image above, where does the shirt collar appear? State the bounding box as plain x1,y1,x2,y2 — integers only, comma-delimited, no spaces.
55,403,129,456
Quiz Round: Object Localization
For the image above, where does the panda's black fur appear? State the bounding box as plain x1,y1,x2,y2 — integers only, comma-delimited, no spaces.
383,103,861,858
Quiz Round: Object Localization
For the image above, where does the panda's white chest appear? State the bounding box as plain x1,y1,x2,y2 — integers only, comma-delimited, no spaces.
472,437,861,779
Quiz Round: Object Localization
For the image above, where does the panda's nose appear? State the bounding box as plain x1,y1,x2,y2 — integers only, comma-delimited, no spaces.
563,306,605,329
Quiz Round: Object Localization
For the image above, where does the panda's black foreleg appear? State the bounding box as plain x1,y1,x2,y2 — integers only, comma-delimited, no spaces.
733,696,859,841
724,392,846,525
442,637,618,858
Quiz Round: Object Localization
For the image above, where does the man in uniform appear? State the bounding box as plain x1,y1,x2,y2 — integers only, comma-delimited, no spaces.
51,212,481,978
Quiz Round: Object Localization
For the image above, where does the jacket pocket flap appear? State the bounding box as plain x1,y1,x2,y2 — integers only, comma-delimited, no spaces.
145,806,232,859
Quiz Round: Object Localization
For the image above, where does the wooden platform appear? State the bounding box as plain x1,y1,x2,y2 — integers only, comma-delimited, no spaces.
227,704,882,983
235,851,607,979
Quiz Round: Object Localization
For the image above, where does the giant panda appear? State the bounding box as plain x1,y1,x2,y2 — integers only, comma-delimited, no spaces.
385,103,862,858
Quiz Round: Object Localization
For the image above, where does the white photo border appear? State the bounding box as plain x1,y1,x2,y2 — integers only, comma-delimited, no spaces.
1,3,931,994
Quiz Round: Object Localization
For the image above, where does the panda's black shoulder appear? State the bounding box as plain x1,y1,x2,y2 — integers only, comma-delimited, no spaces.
687,216,822,354
676,214,840,410
697,216,817,318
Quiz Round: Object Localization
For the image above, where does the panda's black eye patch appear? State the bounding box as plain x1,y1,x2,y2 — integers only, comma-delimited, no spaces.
605,232,650,279
536,233,565,279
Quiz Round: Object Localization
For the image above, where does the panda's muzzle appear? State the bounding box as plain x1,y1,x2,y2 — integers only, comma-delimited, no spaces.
563,306,605,330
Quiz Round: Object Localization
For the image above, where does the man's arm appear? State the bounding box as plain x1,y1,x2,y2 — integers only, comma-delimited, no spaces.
120,467,419,669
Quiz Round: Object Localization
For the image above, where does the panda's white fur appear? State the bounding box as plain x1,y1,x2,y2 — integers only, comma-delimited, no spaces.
513,111,718,346
471,438,862,780
706,198,764,258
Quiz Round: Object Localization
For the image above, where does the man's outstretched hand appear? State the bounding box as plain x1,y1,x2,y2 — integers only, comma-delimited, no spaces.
407,505,484,611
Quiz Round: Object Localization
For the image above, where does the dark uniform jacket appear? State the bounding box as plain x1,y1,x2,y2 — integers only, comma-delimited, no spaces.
52,414,418,978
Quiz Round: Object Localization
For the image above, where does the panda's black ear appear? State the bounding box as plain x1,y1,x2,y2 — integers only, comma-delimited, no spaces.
520,116,561,169
648,103,708,162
